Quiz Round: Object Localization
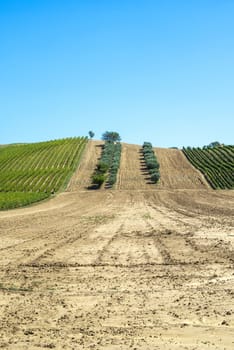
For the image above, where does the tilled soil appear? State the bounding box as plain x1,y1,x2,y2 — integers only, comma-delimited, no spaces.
0,141,233,349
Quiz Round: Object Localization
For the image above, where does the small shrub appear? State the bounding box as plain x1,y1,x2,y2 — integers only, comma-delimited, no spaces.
151,172,160,183
97,162,109,173
92,174,106,187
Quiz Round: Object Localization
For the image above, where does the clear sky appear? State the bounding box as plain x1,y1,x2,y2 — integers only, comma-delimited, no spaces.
1,0,234,148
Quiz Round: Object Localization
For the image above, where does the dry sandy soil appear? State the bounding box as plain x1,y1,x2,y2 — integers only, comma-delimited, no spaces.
0,141,233,349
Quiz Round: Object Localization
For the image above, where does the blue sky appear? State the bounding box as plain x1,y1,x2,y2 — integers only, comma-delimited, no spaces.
1,0,234,148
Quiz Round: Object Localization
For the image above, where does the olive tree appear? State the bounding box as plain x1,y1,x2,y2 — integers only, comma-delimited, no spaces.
88,131,95,139
102,131,121,142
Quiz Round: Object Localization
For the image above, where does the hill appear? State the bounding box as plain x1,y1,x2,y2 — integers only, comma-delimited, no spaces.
0,140,233,349
1,139,234,210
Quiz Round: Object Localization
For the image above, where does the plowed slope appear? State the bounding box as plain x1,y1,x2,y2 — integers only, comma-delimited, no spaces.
116,143,155,190
0,141,233,350
116,143,209,190
155,147,209,189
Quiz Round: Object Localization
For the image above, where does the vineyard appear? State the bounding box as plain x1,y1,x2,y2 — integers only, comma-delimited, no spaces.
0,137,87,209
182,145,234,189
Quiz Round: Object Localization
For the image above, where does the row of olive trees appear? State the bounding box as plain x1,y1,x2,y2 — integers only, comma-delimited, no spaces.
107,142,121,186
91,131,121,188
142,142,160,183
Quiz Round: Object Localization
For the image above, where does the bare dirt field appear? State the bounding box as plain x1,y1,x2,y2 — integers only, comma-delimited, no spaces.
0,141,233,349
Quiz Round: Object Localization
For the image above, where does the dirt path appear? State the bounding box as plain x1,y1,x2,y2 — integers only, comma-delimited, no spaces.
67,140,104,191
0,142,234,349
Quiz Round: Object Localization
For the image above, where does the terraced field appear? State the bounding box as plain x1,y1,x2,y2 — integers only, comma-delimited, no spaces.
0,141,233,349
